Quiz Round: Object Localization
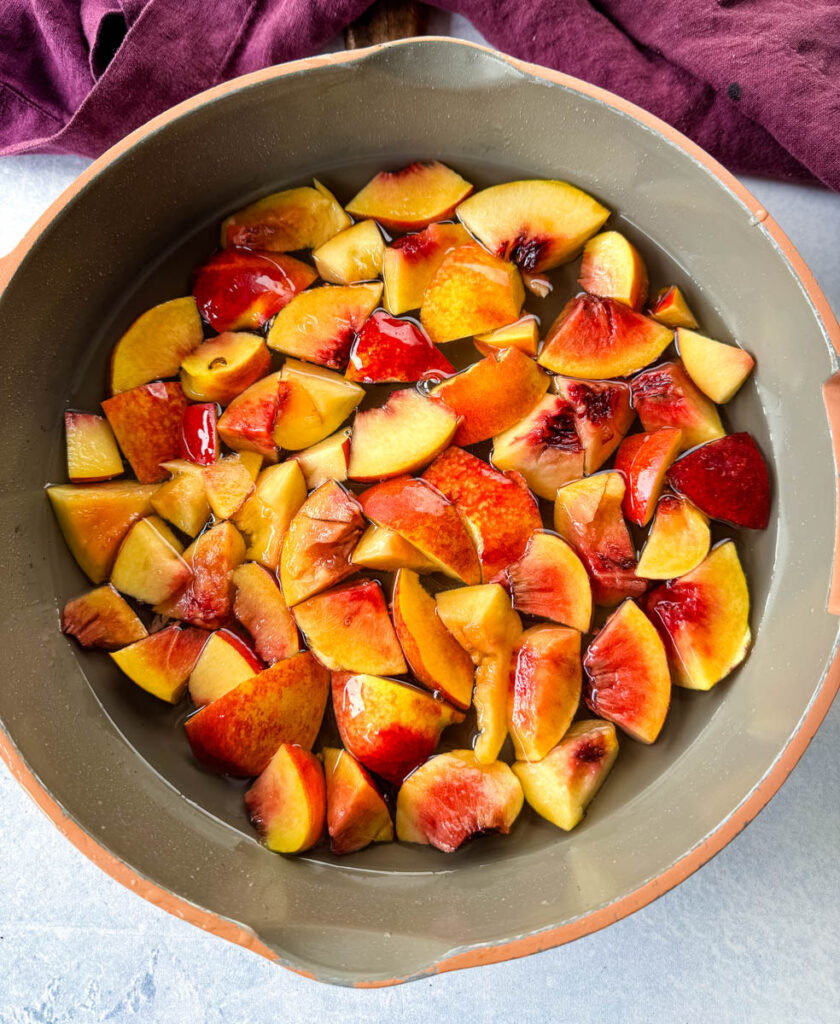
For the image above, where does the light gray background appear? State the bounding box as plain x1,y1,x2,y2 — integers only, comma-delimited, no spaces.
1,15,839,1024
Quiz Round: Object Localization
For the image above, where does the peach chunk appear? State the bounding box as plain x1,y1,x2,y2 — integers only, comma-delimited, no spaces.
456,179,609,273
392,569,475,709
192,249,316,333
221,180,350,251
345,311,454,384
47,482,158,583
636,495,710,580
292,579,406,675
509,625,582,762
645,540,751,691
216,372,282,460
202,455,255,520
348,389,458,481
538,294,672,379
110,624,207,703
186,651,329,776
61,584,148,650
231,460,307,568
420,243,525,344
614,427,683,526
676,328,755,404
492,394,585,500
279,480,364,606
382,222,471,315
273,361,365,452
474,316,540,357
110,515,191,605
65,412,123,482
357,477,481,585
584,599,671,743
631,361,725,452
506,531,592,633
513,720,619,831
155,521,245,629
423,447,542,582
648,285,698,329
179,403,219,467
232,562,299,664
323,748,393,855
350,525,438,574
245,744,326,854
109,296,203,395
312,219,384,284
332,672,464,784
578,230,649,309
102,381,188,484
551,376,635,474
293,428,351,489
346,161,473,231
429,347,549,447
188,628,261,707
554,472,647,606
180,332,272,405
396,750,523,853
266,282,382,370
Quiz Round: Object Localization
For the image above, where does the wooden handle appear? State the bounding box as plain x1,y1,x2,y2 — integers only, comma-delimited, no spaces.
344,0,428,48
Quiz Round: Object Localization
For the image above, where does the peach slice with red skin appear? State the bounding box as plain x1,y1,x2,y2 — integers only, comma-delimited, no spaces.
429,347,549,447
350,525,438,575
245,744,326,854
396,750,524,853
506,531,592,633
232,562,299,664
579,231,649,310
180,332,272,406
346,161,473,231
666,433,770,530
551,376,635,474
648,285,698,329
474,316,540,357
456,179,609,273
188,628,262,707
332,672,464,784
676,328,755,404
508,625,582,762
538,294,672,379
423,446,542,583
382,222,471,315
513,720,619,831
221,180,350,251
110,515,191,606
323,748,393,855
102,381,189,484
420,243,525,345
109,296,203,395
292,579,407,675
232,460,307,569
192,249,316,333
357,476,481,585
312,219,385,284
110,624,207,704
186,651,329,776
345,311,454,384
583,599,671,743
273,361,365,452
216,372,281,460
645,540,750,691
293,428,351,490
614,427,683,527
61,584,148,650
636,495,710,580
65,412,123,482
201,455,255,520
179,403,219,466
631,361,725,452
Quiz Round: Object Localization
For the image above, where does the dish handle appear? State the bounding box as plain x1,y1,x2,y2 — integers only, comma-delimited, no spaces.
822,371,840,614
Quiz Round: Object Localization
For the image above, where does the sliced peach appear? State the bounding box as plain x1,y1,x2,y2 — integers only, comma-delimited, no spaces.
346,161,473,231
474,316,540,357
102,381,188,483
636,495,710,579
110,515,191,605
509,625,581,762
200,455,254,519
423,446,542,582
65,412,123,482
539,294,672,378
292,579,406,675
188,628,261,707
350,524,438,575
357,477,481,585
614,427,683,526
232,562,299,664
179,403,219,466
180,332,272,405
332,672,464,784
186,651,329,776
645,541,750,691
61,584,147,650
396,750,523,853
293,428,351,489
312,219,384,284
152,460,210,537
266,282,382,370
676,328,755,404
348,388,457,481
323,747,393,855
579,230,649,309
246,744,325,854
279,480,364,606
420,243,525,344
506,531,592,632
221,180,350,251
109,296,202,395
110,624,207,703
456,179,609,273
216,371,281,460
631,361,725,451
429,347,548,446
238,451,263,481
273,360,364,451
391,569,474,709
513,720,619,831
648,285,698,329
551,376,635,473
345,311,453,384
382,221,471,315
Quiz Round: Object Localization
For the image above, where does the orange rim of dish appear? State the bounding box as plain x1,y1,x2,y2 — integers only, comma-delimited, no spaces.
1,38,839,987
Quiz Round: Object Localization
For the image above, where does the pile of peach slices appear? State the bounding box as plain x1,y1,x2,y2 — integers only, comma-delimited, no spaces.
50,162,770,857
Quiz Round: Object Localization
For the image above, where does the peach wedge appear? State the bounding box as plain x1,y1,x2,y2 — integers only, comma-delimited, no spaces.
245,744,326,855
551,376,635,474
233,460,307,569
636,495,710,580
102,381,188,484
202,455,255,520
61,584,147,650
109,296,202,395
188,628,261,707
323,748,393,855
293,428,351,490
346,161,473,231
579,230,648,309
180,332,272,405
506,531,592,633
217,372,283,459
474,316,540,357
273,361,364,452
614,427,683,527
221,180,350,251
648,285,698,329
110,515,191,606
345,311,453,384
65,412,123,483
110,624,207,704
382,222,471,315
232,561,300,664
351,524,437,574
631,361,724,452
676,327,755,404
312,219,385,284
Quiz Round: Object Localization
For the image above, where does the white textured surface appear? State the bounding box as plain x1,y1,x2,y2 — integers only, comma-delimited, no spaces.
2,32,840,1024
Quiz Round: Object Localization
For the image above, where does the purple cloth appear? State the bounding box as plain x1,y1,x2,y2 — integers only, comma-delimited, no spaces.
1,1,838,189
